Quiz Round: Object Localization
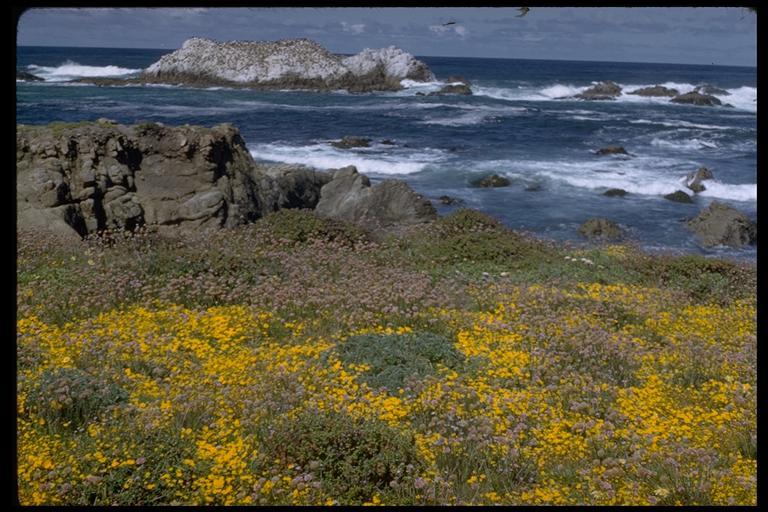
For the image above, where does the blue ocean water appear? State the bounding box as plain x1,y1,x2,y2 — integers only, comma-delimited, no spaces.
16,46,757,260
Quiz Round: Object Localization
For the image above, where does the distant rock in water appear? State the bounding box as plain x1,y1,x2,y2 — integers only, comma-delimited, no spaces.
694,84,730,96
429,77,472,96
687,201,756,247
663,190,694,204
627,85,679,97
603,188,628,197
578,218,624,241
139,37,435,92
470,174,511,188
670,92,722,106
575,80,622,100
16,70,44,82
330,136,371,149
685,167,714,193
595,145,628,156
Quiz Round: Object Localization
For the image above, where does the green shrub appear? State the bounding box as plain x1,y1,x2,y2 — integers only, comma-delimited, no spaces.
26,367,128,430
255,209,366,245
261,409,422,504
337,332,464,393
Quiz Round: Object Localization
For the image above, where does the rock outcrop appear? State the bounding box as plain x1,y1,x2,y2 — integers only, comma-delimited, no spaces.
627,85,679,97
315,166,436,230
578,218,624,241
16,121,331,239
670,92,722,106
470,174,511,188
139,38,435,92
663,190,694,204
330,136,371,149
686,201,756,247
694,84,730,96
16,70,44,82
595,145,628,156
576,81,622,100
603,188,628,197
684,167,714,193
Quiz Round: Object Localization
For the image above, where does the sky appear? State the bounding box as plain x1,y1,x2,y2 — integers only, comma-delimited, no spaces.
16,7,757,67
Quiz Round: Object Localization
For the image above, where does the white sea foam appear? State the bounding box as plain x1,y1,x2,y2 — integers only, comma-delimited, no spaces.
468,156,755,203
651,138,719,150
630,119,737,131
697,181,756,202
470,80,756,112
27,61,142,81
248,142,447,175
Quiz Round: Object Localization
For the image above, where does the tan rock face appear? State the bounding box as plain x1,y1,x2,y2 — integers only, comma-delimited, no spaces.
16,122,331,239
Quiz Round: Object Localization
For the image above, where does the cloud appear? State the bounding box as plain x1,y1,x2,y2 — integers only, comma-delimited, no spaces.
428,23,468,38
341,21,366,34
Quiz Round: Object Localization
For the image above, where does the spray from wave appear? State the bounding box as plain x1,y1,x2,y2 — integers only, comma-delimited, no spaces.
25,61,142,82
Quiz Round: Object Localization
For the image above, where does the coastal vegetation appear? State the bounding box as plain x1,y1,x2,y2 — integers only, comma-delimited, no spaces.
17,208,756,505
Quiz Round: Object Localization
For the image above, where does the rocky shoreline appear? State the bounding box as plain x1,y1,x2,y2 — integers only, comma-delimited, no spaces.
16,120,756,250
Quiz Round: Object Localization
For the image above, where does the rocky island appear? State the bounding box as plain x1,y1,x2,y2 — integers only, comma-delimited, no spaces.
79,37,435,92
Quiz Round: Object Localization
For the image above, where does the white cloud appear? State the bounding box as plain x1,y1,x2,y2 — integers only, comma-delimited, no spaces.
341,22,366,34
429,23,468,38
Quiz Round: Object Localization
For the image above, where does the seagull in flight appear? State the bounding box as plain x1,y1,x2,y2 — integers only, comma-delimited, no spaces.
442,21,456,26
516,7,530,17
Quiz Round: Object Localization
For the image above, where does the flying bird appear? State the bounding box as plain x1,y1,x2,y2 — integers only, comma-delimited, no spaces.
516,7,530,18
442,21,456,26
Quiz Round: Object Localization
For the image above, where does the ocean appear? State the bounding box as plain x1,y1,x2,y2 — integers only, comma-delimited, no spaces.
16,46,757,260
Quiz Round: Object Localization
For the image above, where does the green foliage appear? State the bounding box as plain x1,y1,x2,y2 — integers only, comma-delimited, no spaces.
255,209,366,245
337,332,464,393
648,254,756,303
26,368,128,431
262,409,422,504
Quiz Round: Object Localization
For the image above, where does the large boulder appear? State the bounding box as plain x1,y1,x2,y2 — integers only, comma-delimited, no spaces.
315,166,436,230
686,201,756,247
576,81,622,100
139,38,434,92
670,92,722,106
627,85,679,97
684,166,714,193
578,218,624,241
16,121,332,239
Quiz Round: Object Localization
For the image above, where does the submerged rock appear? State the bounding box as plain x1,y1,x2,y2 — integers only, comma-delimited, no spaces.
687,201,756,247
663,190,694,204
140,37,434,92
627,85,679,97
16,70,44,82
670,92,722,106
576,81,622,100
438,195,464,205
603,188,628,197
330,136,372,149
470,174,511,188
595,145,629,156
578,218,624,240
